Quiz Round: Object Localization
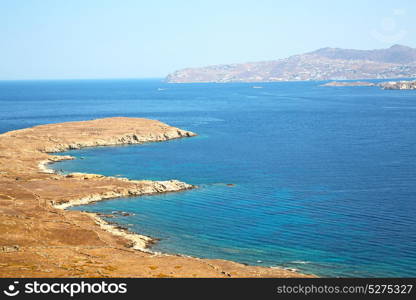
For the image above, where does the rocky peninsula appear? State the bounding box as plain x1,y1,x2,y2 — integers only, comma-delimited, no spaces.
0,117,312,277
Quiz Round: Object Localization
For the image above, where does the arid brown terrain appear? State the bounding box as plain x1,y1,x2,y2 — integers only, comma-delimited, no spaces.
0,117,313,277
166,44,416,83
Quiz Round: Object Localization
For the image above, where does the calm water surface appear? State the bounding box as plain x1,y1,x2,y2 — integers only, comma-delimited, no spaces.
1,79,415,277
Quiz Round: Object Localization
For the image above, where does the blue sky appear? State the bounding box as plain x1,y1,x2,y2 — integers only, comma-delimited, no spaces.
0,0,415,80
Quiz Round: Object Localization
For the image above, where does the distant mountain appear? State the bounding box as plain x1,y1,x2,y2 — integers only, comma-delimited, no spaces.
166,45,416,83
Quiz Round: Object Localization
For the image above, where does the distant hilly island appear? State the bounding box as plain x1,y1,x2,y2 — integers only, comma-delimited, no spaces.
166,44,416,83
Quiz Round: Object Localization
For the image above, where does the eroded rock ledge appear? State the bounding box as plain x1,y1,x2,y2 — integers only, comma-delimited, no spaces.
0,117,313,278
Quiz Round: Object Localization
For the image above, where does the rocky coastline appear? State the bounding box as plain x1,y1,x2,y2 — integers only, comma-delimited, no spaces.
378,80,416,90
0,117,313,277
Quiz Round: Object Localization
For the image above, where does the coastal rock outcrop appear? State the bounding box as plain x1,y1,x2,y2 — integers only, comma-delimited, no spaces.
0,117,313,278
379,80,416,90
54,179,194,209
320,81,376,87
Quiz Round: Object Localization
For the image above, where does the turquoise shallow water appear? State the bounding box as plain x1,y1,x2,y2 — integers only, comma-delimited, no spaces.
1,79,416,277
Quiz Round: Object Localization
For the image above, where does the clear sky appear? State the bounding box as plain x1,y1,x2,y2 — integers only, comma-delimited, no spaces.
1,0,415,80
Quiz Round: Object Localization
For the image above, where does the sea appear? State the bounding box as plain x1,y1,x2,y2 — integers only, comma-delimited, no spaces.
1,78,415,277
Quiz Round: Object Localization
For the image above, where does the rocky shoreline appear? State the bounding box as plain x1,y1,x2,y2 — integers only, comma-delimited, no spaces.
321,81,376,87
52,177,194,210
0,117,313,277
321,79,416,89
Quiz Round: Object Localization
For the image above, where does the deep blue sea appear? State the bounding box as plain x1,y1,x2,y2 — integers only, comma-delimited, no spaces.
1,79,415,277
